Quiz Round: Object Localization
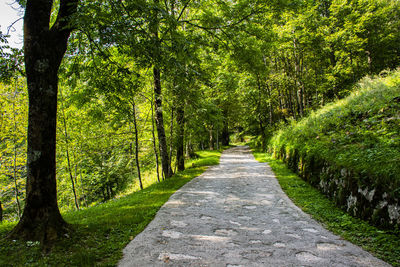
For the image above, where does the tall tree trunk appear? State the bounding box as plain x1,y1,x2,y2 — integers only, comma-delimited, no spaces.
209,128,214,150
151,0,172,179
169,106,174,170
297,87,304,117
150,98,160,182
132,102,143,190
78,165,88,207
293,37,304,118
221,114,229,146
12,89,21,218
216,126,219,150
266,83,274,124
258,115,266,150
9,0,78,243
176,106,185,171
153,68,173,178
60,88,79,210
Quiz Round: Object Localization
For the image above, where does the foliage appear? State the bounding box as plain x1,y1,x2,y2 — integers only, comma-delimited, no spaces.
0,79,27,221
269,70,400,187
0,149,223,266
233,0,400,146
0,32,24,83
251,149,400,266
0,0,399,257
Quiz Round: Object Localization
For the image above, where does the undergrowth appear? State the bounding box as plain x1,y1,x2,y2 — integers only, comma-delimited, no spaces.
270,70,400,186
252,149,400,266
0,149,223,266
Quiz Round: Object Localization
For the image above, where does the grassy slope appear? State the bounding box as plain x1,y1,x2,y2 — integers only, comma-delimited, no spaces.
252,150,400,266
0,149,223,266
254,70,400,266
270,70,400,187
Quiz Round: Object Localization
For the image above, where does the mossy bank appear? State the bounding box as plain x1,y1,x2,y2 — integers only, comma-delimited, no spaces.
269,70,400,229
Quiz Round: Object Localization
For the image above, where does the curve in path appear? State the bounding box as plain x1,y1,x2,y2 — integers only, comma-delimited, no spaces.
119,146,389,267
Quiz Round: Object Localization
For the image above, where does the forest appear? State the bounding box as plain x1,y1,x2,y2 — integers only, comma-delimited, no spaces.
0,0,399,253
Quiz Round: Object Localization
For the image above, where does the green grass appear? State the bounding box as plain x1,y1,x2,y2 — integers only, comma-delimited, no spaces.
269,70,400,187
252,149,400,266
0,149,223,266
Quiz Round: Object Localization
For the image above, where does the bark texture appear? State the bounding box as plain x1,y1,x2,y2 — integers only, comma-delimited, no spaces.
151,99,161,182
9,0,78,243
221,116,230,146
154,68,173,178
151,0,172,179
176,106,185,171
132,103,143,190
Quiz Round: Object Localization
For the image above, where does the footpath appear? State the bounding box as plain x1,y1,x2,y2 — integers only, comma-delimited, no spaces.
119,146,388,267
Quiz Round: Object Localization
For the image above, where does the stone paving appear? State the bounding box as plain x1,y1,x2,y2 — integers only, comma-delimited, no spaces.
119,146,389,267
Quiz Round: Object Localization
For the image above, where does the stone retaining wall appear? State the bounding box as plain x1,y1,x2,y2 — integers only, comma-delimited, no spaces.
272,146,400,229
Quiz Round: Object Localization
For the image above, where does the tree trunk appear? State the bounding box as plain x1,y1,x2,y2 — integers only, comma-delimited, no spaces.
176,106,185,171
132,102,143,190
258,115,267,150
0,200,2,222
266,83,274,124
78,166,88,207
151,0,172,179
153,67,173,178
209,128,214,150
9,0,78,243
221,116,229,146
150,98,160,182
60,88,79,210
216,126,219,150
12,90,22,218
169,106,174,169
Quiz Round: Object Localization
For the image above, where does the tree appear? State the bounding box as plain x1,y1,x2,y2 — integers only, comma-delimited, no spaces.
150,0,173,178
0,200,2,222
9,0,79,243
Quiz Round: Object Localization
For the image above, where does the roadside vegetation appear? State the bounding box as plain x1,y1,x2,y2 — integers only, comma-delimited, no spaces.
0,149,223,266
251,150,400,266
2,0,399,246
247,70,400,265
269,70,400,186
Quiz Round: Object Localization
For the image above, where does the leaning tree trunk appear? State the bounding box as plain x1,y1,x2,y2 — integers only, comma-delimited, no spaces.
176,106,185,171
9,0,78,243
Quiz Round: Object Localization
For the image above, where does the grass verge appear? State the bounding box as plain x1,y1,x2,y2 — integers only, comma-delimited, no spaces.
0,149,223,266
252,149,400,266
269,70,400,192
